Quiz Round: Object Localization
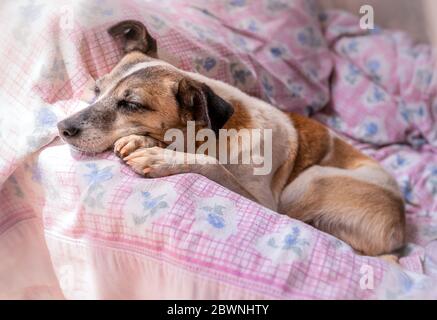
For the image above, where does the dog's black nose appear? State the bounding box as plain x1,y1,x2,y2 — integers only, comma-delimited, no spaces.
58,121,80,138
62,126,79,137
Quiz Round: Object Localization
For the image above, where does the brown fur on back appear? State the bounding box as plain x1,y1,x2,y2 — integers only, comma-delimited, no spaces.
286,113,376,182
287,113,331,182
321,137,375,169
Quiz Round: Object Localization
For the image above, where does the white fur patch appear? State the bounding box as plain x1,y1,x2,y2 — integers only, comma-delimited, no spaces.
95,60,173,103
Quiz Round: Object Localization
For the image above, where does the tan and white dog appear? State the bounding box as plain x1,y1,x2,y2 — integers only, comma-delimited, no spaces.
57,20,406,257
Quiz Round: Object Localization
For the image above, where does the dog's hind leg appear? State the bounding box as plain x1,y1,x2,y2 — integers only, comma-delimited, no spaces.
279,165,406,256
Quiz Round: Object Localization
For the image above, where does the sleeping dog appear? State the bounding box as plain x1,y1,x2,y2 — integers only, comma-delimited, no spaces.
57,20,405,256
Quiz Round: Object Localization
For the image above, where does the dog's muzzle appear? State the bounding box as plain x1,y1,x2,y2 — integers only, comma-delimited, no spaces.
57,119,80,139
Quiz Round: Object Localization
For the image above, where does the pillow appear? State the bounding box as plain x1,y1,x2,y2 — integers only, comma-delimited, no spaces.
38,0,333,115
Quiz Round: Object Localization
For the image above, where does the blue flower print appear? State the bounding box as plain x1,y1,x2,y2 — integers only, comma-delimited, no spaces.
400,104,412,122
193,57,217,73
400,179,414,203
233,35,248,51
364,122,378,137
366,85,386,104
266,0,289,12
297,27,321,48
202,205,227,229
378,268,434,299
79,0,113,18
369,25,382,35
142,191,168,214
83,163,113,186
416,70,433,89
355,120,378,141
207,214,225,229
149,14,166,30
426,166,437,196
267,227,310,257
391,154,408,170
366,59,381,82
431,166,437,179
341,39,359,54
399,272,414,292
407,133,426,149
36,108,57,128
82,163,113,209
289,84,303,99
270,47,284,58
319,12,330,23
326,116,344,131
184,22,207,41
366,60,380,72
246,20,259,33
233,69,249,84
422,225,437,238
192,198,237,240
371,86,385,102
230,63,252,86
26,107,58,148
229,0,245,7
345,63,361,85
261,76,274,99
396,155,407,167
132,191,168,225
203,57,216,71
283,228,301,248
400,102,425,124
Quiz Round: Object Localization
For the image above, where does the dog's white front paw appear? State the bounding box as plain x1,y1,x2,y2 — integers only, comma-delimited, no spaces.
114,135,162,158
123,147,187,178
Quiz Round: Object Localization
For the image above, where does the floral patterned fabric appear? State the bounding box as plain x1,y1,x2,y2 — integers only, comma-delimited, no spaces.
0,0,436,299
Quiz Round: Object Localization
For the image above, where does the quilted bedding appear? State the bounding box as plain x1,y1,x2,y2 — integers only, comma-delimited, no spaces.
0,0,436,299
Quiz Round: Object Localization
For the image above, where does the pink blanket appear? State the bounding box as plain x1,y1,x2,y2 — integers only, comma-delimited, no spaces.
0,0,436,299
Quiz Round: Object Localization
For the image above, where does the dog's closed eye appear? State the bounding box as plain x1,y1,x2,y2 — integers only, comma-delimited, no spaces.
117,100,152,111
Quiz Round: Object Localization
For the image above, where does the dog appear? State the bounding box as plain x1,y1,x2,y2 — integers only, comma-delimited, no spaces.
57,20,406,256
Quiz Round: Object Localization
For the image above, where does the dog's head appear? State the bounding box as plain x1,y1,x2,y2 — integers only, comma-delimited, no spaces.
57,20,233,153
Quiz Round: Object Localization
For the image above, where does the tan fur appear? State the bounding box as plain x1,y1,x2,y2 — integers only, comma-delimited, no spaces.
61,30,406,257
321,136,376,169
224,100,254,130
111,67,183,141
270,155,296,205
287,113,331,182
280,174,405,255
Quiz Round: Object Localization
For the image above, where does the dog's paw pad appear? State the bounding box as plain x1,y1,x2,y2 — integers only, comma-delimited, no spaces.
114,135,158,158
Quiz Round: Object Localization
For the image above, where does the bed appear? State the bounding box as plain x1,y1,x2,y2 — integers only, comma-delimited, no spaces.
0,0,436,299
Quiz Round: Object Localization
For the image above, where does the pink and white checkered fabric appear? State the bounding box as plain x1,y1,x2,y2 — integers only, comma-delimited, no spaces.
0,0,436,299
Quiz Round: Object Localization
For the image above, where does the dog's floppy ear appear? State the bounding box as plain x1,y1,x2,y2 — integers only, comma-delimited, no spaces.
176,78,234,135
108,20,157,58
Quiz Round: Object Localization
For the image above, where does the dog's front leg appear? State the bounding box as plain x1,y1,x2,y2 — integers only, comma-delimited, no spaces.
123,147,259,203
114,134,166,158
